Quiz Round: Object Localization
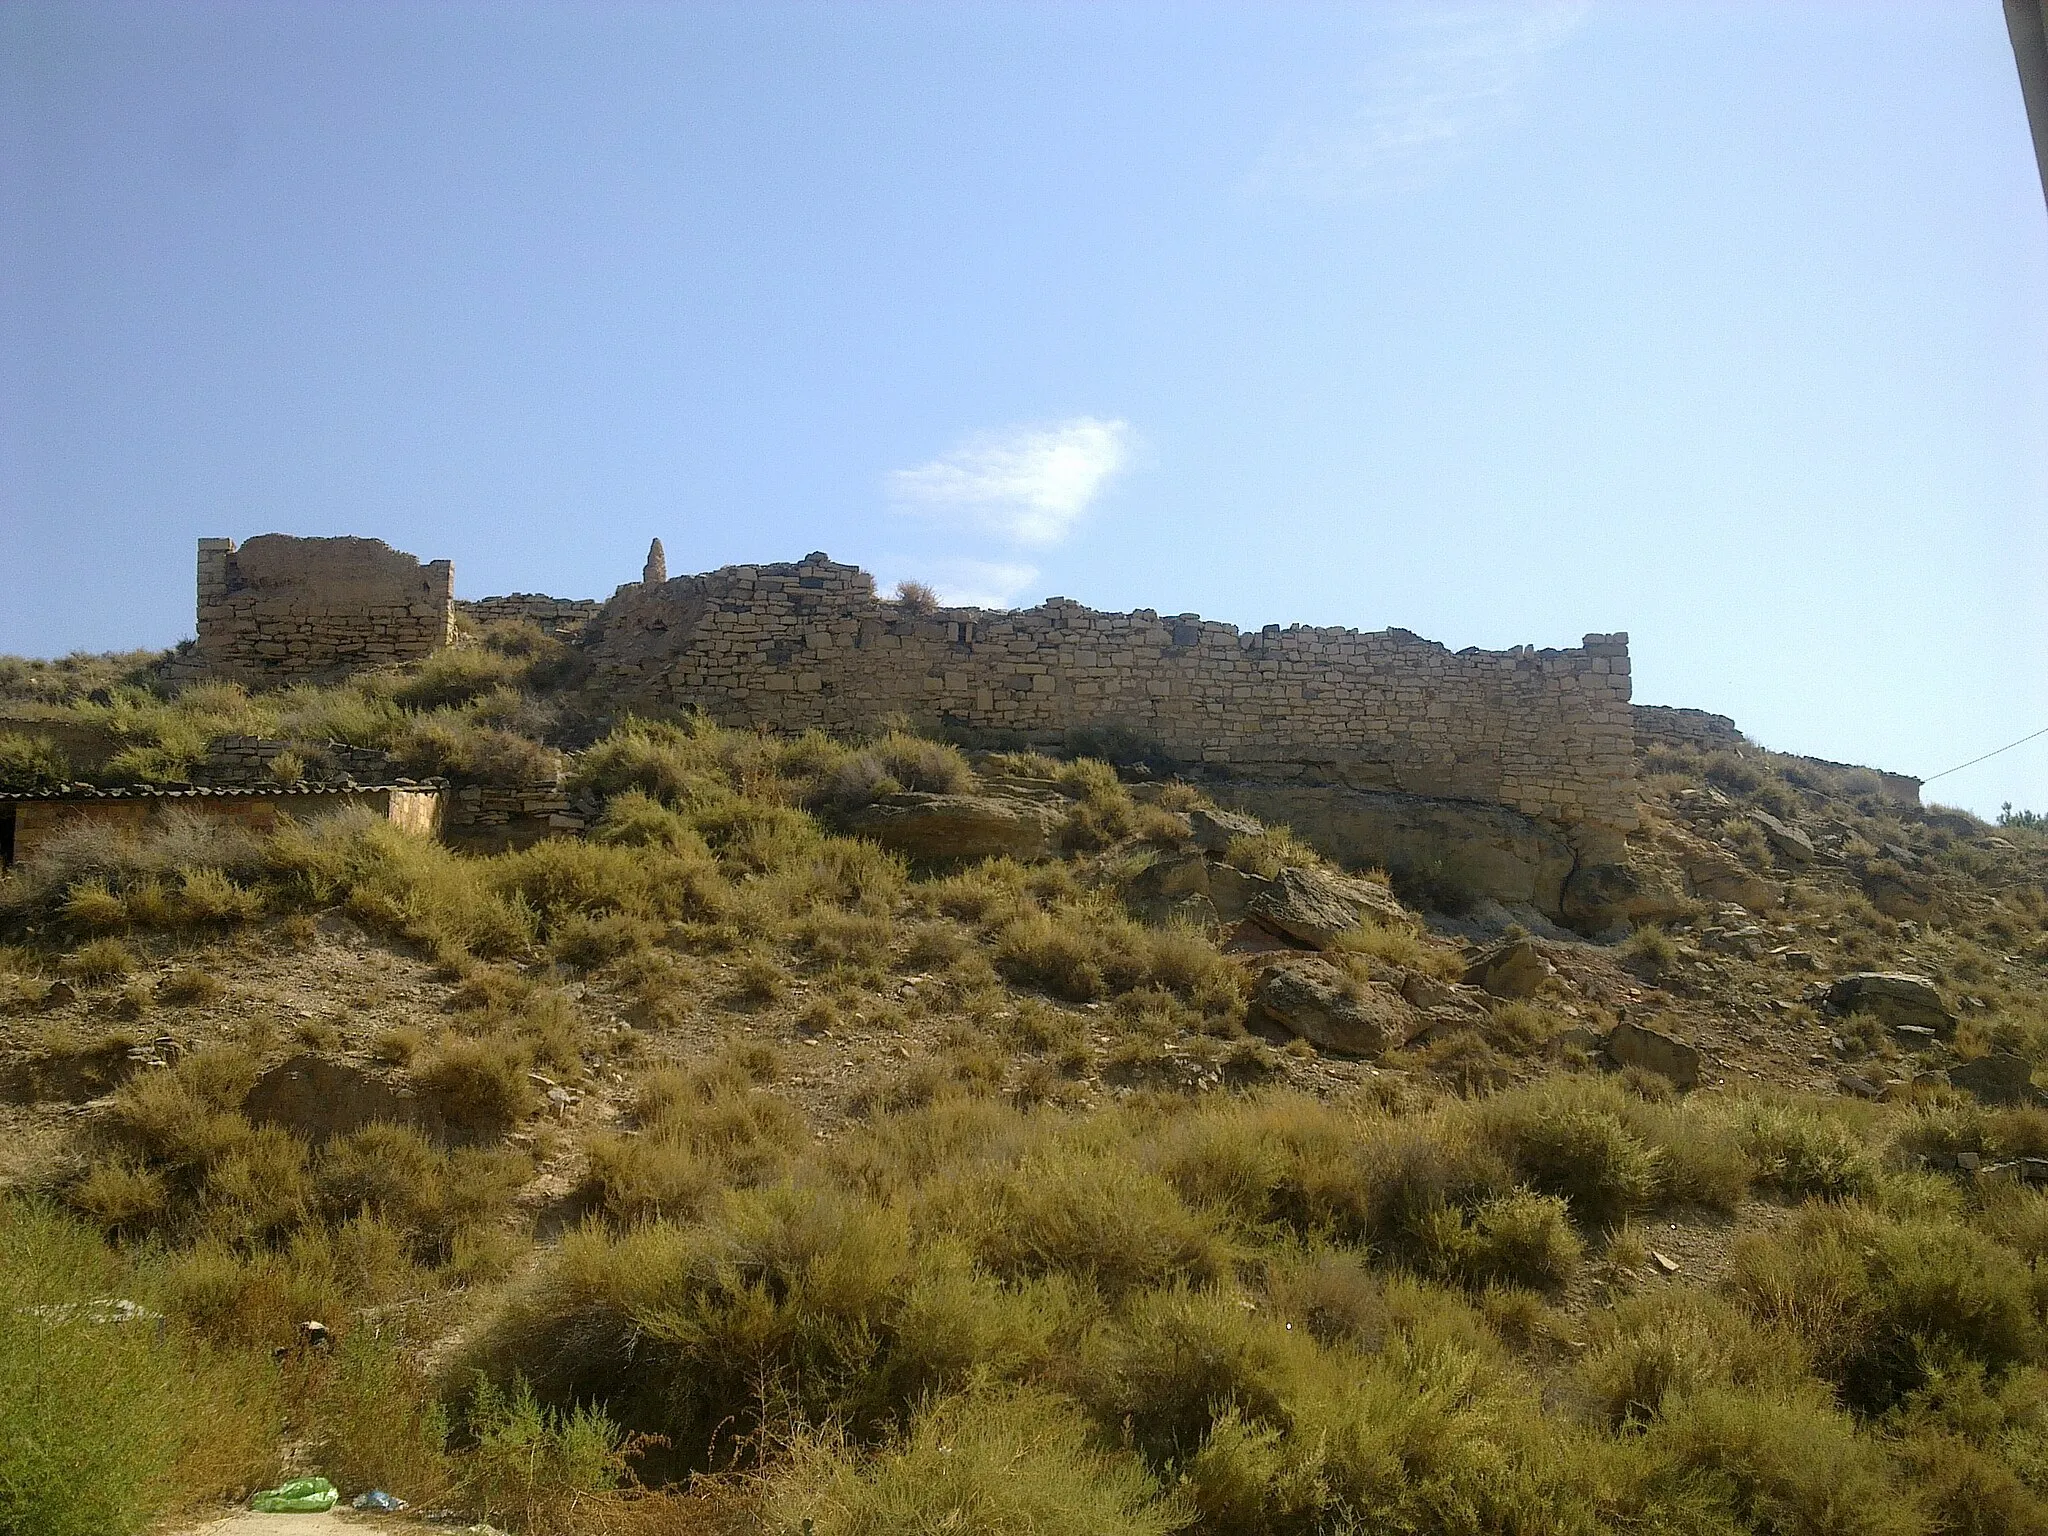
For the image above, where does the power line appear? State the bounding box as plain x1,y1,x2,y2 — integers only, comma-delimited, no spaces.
1922,724,2048,785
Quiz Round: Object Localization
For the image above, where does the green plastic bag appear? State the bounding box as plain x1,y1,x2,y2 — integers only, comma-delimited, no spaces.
250,1476,340,1513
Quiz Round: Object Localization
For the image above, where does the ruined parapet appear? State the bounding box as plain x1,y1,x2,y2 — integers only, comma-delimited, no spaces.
1633,705,1747,755
643,538,667,585
581,553,1637,860
183,535,454,681
456,594,602,638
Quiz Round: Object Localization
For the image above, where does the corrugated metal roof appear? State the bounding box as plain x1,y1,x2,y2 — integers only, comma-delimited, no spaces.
0,781,445,804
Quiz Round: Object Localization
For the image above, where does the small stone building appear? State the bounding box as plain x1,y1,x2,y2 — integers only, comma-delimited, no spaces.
0,783,444,870
180,534,455,681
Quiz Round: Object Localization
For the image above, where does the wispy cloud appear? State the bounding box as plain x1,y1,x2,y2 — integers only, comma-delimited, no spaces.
1248,1,1589,200
887,417,1131,546
906,558,1042,611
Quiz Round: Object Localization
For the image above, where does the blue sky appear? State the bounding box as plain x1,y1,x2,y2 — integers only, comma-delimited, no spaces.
3,1,2044,816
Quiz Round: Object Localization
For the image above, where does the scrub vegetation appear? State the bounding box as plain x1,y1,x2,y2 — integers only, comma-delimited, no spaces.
3,640,2048,1535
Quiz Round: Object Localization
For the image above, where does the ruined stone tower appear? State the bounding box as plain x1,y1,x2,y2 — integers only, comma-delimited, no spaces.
642,538,667,586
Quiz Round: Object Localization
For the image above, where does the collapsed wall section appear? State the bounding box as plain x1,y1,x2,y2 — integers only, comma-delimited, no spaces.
583,554,1637,855
456,594,602,638
189,536,454,680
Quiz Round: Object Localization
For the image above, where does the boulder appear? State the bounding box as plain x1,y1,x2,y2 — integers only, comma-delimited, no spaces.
1949,1053,2038,1107
1681,849,1774,912
1205,862,1267,923
1749,811,1815,864
1124,850,1215,924
1606,1020,1701,1091
1247,866,1408,949
843,793,1057,861
1861,868,1938,922
1250,957,1422,1057
1187,806,1265,854
1826,973,1955,1037
1463,936,1553,999
1560,862,1689,935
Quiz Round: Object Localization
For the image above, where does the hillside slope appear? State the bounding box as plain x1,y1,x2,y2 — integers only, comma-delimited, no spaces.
4,634,2048,1536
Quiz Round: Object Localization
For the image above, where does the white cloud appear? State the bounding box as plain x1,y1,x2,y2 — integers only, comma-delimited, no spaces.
887,417,1131,546
1248,1,1589,199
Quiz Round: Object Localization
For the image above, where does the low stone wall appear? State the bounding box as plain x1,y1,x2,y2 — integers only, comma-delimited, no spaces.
444,782,581,831
457,594,602,638
178,535,454,681
1633,705,1747,754
195,736,401,787
1,786,443,868
582,553,1637,859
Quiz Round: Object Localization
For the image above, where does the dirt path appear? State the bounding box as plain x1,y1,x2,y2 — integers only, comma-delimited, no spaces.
172,1511,410,1536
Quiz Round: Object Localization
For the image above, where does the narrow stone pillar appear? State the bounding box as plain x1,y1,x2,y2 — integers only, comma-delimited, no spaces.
643,538,667,585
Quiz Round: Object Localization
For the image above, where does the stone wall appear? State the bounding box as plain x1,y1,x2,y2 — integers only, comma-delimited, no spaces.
583,553,1637,857
195,736,404,787
183,535,454,680
1633,705,1747,754
1,785,443,869
457,594,602,638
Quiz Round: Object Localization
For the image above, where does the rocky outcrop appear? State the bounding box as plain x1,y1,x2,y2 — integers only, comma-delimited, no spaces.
842,793,1058,861
1211,785,1578,919
1826,973,1955,1036
1250,956,1423,1056
1949,1053,2038,1107
1560,862,1690,934
1606,1020,1701,1090
1246,866,1408,949
1464,936,1554,999
1749,811,1814,864
1187,807,1264,854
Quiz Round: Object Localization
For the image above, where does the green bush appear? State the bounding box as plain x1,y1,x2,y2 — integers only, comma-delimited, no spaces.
0,733,68,791
0,1200,282,1536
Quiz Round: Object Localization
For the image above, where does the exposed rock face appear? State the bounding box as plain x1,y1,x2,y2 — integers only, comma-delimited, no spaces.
1464,936,1554,999
1606,1020,1701,1090
1826,973,1955,1036
1213,786,1578,918
1246,866,1408,949
1250,956,1422,1056
1560,862,1690,934
1949,1053,2038,1107
243,1054,442,1142
842,793,1057,861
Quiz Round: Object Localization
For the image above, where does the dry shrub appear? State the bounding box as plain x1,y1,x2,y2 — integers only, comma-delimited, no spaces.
994,903,1240,1016
62,935,136,983
1729,1203,2044,1416
764,1389,1179,1536
416,1037,536,1137
1222,827,1324,880
157,968,224,1006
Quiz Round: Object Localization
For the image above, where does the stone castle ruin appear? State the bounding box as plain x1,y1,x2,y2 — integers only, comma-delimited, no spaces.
170,534,1660,918
579,553,1639,869
176,535,456,680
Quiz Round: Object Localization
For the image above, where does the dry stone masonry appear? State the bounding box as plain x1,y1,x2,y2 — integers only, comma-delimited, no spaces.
581,553,1638,859
455,594,603,638
185,535,454,680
